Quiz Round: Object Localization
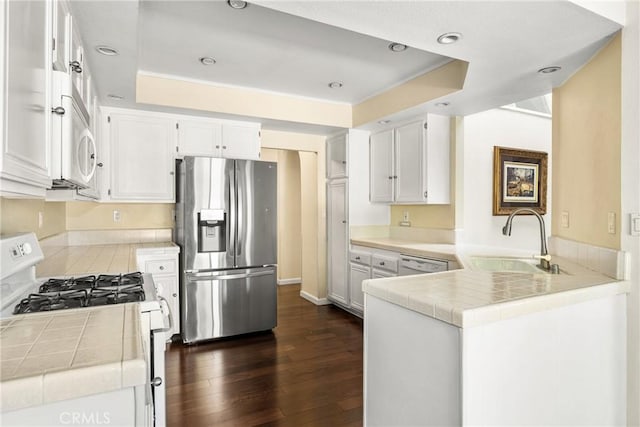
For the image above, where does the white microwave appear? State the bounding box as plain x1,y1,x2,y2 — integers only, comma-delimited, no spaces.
50,70,97,190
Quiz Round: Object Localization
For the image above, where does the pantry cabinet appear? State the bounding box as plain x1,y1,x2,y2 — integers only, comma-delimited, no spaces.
107,112,176,202
0,0,52,198
177,118,260,160
327,178,349,306
370,115,450,204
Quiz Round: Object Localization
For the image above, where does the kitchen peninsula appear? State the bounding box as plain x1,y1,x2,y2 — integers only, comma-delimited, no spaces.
363,249,629,426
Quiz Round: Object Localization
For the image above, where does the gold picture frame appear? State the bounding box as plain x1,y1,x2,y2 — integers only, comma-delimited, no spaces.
493,146,548,216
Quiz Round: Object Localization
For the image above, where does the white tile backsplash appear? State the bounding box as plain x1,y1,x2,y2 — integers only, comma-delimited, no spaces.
548,236,627,280
40,229,173,246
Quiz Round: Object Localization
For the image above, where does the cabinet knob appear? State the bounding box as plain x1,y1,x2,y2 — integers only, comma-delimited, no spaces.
169,171,174,175
69,60,82,73
380,261,385,266
222,146,227,149
216,145,220,149
393,176,398,179
341,161,347,164
159,266,165,271
172,293,177,297
342,220,347,224
151,377,163,387
355,256,361,260
388,176,393,180
51,106,66,115
97,162,104,167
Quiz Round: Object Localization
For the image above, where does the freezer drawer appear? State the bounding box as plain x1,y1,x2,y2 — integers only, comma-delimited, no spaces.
181,266,277,343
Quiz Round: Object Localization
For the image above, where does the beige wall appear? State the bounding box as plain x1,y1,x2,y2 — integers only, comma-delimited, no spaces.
66,202,174,230
261,130,327,299
552,34,621,249
261,148,303,283
353,60,468,127
0,198,66,239
137,73,352,128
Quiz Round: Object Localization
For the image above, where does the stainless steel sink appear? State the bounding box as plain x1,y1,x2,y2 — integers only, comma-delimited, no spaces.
469,256,559,274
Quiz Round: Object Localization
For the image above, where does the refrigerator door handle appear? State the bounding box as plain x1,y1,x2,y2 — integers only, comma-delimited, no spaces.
186,270,273,282
228,165,236,262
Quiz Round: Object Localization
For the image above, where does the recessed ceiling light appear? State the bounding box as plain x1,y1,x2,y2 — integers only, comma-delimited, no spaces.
95,45,118,56
378,120,391,125
227,0,248,9
437,32,463,45
199,57,216,66
107,94,124,100
538,66,562,74
328,81,343,89
388,43,408,52
435,102,450,107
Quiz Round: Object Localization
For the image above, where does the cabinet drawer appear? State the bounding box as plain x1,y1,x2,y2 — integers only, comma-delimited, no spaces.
349,250,371,265
144,259,176,275
371,254,398,273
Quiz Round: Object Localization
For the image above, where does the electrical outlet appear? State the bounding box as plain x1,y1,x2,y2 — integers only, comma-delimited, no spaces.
561,211,569,228
38,212,44,229
607,212,616,234
631,213,640,236
403,211,410,222
113,210,121,223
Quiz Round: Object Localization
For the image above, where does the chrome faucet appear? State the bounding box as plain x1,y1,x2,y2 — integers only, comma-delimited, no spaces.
502,208,553,271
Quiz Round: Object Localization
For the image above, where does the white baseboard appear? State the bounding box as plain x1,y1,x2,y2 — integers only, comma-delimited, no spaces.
299,290,331,306
277,277,301,286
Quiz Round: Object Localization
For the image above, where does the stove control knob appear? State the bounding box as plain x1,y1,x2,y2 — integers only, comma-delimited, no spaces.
21,243,32,255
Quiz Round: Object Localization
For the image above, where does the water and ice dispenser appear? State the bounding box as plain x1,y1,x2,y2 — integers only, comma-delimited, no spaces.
198,209,226,252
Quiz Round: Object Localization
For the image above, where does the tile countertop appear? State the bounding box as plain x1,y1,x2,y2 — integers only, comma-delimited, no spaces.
356,237,630,328
0,304,146,412
37,241,179,277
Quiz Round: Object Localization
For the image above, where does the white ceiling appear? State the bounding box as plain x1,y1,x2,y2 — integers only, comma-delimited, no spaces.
70,0,622,134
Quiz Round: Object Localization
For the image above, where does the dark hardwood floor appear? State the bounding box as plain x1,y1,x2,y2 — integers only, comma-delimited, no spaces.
165,284,364,427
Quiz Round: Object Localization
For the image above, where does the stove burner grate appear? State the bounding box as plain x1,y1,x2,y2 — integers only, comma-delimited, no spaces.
12,272,146,314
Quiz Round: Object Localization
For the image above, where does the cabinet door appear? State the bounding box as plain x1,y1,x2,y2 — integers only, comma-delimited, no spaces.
221,122,260,160
327,133,347,179
424,114,451,204
154,274,180,338
69,26,84,98
327,179,349,305
395,121,425,203
109,114,175,201
177,119,222,157
369,130,394,203
349,263,369,313
1,0,51,197
51,0,70,73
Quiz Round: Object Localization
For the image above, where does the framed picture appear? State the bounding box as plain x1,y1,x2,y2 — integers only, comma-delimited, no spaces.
493,146,548,215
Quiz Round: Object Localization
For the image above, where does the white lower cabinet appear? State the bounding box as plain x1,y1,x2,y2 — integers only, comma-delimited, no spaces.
136,247,180,340
347,246,399,316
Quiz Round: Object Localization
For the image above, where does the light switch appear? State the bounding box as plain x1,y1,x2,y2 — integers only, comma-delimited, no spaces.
561,211,569,228
607,212,616,234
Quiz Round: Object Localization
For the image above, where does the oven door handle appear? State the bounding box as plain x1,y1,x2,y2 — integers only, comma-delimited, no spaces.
157,295,173,333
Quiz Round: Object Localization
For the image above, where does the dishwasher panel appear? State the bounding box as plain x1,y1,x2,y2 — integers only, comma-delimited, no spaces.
398,255,448,275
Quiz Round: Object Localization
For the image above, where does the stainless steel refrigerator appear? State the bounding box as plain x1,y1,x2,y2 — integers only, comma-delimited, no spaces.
175,156,277,344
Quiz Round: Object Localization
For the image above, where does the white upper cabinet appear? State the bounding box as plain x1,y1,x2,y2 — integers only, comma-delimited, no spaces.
177,119,222,157
107,112,176,202
0,0,52,197
369,129,394,202
369,115,450,204
69,25,84,98
326,133,347,179
221,121,261,160
177,118,260,160
51,0,71,73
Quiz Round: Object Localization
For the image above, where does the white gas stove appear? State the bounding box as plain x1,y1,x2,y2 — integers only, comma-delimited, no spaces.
0,233,169,426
